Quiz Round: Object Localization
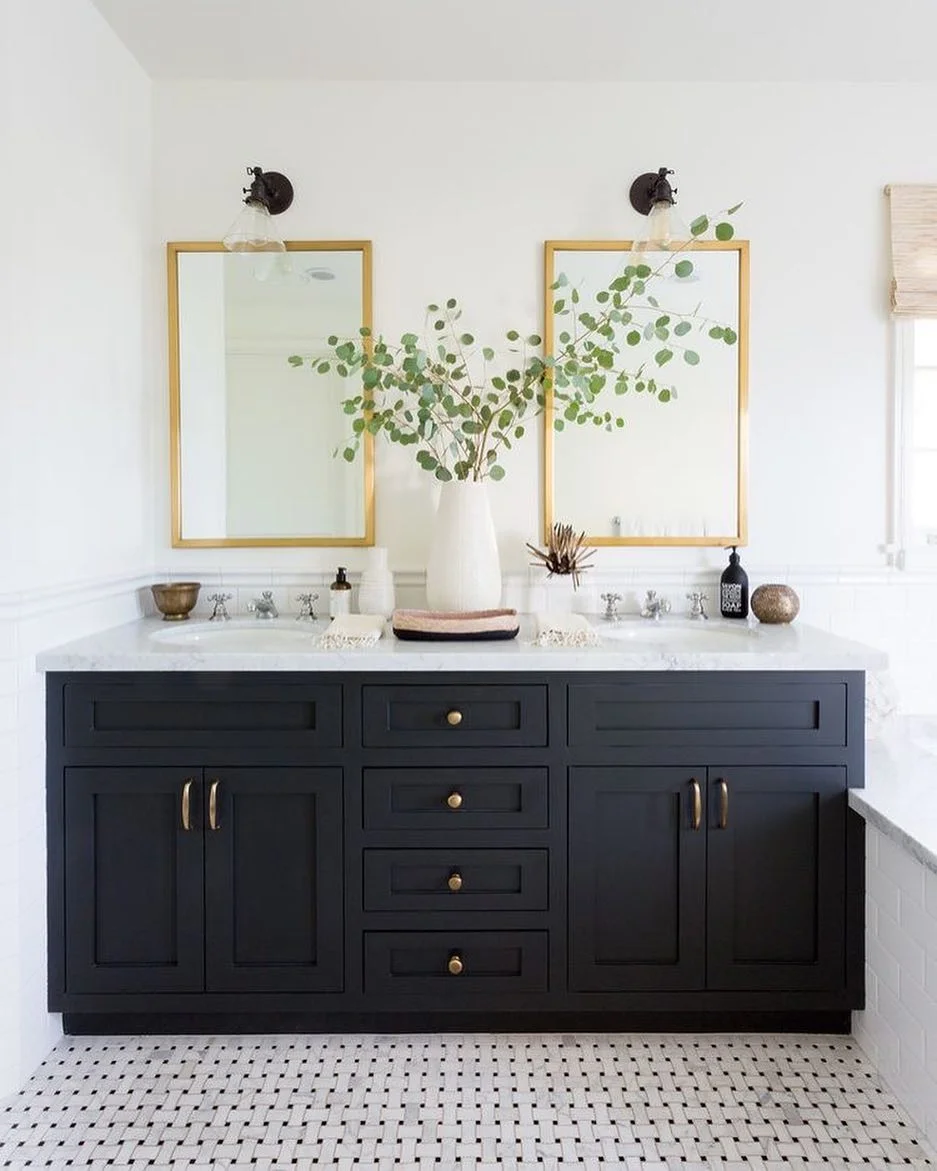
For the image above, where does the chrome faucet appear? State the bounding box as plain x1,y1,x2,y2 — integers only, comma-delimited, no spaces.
686,591,710,620
295,592,319,621
641,590,671,621
601,592,622,622
248,590,279,620
207,592,232,621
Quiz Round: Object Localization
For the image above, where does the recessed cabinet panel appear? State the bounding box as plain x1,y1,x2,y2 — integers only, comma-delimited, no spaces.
64,768,204,994
363,768,548,830
363,931,549,995
569,681,847,748
569,767,706,991
362,685,547,747
363,849,549,912
706,767,847,990
204,768,344,992
64,680,342,748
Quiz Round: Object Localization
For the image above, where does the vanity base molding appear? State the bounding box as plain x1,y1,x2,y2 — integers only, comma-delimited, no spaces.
62,1010,852,1037
46,670,865,1033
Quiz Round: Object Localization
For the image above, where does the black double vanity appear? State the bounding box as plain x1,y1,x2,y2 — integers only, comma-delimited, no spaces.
43,654,867,1035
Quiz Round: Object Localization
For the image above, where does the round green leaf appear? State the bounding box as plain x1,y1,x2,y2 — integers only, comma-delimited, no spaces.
674,259,694,278
683,350,700,365
715,222,735,241
489,465,506,481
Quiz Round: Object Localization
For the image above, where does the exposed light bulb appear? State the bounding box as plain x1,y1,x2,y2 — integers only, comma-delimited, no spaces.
222,199,287,254
631,198,690,256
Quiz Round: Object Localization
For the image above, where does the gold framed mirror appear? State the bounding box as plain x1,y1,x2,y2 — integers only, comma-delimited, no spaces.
543,240,748,546
168,240,374,547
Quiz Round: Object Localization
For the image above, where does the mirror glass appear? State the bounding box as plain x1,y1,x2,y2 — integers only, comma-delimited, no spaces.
544,241,748,546
169,242,373,546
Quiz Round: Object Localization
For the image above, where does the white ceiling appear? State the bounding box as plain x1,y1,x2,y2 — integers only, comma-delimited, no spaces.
89,0,937,82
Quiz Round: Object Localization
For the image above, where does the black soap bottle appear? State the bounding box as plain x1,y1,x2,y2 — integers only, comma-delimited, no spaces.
720,546,749,619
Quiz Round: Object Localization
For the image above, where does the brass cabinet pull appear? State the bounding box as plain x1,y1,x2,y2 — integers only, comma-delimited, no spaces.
690,779,702,831
181,779,194,831
446,710,463,726
447,871,463,892
448,953,464,975
446,791,463,810
718,779,729,829
208,779,221,831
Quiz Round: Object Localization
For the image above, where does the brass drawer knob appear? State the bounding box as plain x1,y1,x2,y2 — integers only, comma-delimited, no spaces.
447,871,463,892
446,710,463,726
448,953,464,975
446,791,463,809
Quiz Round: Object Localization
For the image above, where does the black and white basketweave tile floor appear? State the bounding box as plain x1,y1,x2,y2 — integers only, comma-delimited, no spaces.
0,1034,933,1170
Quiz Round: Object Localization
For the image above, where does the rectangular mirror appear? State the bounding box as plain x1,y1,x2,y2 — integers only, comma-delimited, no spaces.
543,240,748,546
168,241,374,547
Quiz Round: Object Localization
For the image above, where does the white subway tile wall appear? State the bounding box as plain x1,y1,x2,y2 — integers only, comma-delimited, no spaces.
855,824,937,1149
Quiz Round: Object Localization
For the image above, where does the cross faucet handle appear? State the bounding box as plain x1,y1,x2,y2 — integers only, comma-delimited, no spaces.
295,591,319,621
600,592,623,622
686,591,709,620
207,592,232,621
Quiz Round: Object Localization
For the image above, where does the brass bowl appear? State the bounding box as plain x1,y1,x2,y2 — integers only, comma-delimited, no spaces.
751,583,800,624
151,582,201,621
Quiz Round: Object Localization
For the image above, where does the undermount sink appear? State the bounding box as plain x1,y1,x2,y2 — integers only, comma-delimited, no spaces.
149,619,322,650
597,618,757,650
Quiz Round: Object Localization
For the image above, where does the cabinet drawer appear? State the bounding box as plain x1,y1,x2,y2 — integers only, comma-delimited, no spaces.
63,679,342,749
363,931,548,995
363,767,548,830
362,685,547,748
569,681,847,748
363,849,549,912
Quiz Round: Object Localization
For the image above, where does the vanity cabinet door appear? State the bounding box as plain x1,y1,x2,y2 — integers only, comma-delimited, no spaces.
568,767,706,991
203,768,344,993
63,768,204,994
705,766,847,991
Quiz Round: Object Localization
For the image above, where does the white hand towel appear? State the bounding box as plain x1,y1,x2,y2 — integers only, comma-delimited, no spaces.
531,612,600,647
317,614,385,648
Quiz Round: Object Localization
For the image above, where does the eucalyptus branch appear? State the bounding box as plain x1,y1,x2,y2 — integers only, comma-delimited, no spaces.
289,204,742,480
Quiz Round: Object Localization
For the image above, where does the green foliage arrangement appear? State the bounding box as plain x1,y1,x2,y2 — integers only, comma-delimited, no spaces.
289,207,741,483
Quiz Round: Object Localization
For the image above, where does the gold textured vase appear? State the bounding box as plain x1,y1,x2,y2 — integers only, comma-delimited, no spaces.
151,582,201,621
751,583,800,624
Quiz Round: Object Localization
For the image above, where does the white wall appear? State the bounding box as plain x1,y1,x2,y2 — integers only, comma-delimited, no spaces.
152,81,936,581
0,0,155,1098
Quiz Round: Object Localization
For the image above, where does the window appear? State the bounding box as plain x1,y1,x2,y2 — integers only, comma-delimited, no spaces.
895,318,937,565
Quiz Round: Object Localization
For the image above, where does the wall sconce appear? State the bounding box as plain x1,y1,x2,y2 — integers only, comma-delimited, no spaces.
222,165,294,253
628,166,689,253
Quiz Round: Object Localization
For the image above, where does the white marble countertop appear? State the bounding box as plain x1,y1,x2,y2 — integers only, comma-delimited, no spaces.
850,719,937,874
36,615,887,673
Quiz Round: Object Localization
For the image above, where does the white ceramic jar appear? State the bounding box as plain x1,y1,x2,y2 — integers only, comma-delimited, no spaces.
357,546,395,618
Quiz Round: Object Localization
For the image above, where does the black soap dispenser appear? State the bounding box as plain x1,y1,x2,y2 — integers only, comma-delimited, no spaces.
720,546,749,619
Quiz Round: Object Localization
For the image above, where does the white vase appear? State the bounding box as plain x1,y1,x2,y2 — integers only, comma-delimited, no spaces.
357,546,395,618
425,481,502,612
542,574,578,613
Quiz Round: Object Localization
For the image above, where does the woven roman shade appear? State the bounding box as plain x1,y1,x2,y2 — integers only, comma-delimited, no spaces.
887,184,937,316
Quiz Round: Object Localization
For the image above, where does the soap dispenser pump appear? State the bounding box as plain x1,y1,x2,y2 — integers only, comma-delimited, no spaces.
720,546,749,619
329,567,352,618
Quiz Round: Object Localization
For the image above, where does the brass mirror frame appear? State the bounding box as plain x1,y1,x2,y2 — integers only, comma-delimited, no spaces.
542,239,749,546
167,239,375,548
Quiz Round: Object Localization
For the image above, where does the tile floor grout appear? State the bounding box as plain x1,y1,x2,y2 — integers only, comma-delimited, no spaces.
0,1032,933,1168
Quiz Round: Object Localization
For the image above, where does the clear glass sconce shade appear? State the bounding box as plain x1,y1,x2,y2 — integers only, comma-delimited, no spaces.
222,199,287,253
631,200,691,258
